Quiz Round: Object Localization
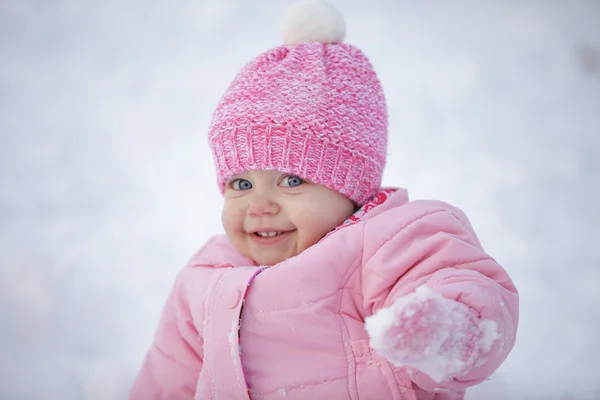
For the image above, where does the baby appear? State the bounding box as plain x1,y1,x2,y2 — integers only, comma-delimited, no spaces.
130,1,519,399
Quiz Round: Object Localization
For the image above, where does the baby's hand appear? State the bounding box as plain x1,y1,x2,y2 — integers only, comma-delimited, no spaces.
365,286,499,383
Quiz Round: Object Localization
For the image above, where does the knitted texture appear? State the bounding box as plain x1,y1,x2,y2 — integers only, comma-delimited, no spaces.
209,42,387,206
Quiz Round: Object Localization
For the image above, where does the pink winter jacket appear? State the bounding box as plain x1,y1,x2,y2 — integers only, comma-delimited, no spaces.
130,189,519,400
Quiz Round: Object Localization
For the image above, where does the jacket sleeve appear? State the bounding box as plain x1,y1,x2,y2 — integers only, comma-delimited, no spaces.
361,201,519,393
129,265,203,399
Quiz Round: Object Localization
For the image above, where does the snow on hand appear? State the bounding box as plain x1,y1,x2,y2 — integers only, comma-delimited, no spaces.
365,285,499,383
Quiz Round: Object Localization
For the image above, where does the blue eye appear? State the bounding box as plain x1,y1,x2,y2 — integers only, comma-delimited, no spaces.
281,175,304,187
232,179,252,190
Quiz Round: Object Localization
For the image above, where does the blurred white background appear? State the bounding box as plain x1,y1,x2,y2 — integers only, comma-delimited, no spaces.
1,1,599,399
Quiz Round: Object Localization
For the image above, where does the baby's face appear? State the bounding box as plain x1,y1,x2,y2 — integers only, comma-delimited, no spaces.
222,170,356,266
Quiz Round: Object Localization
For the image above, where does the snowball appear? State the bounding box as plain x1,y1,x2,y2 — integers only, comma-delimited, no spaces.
279,0,346,45
478,319,500,353
365,285,500,383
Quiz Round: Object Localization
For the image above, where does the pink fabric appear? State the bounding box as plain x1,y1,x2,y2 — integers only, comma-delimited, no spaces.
209,42,388,206
130,189,519,399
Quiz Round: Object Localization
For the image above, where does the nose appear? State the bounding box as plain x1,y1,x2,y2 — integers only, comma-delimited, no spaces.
247,193,280,216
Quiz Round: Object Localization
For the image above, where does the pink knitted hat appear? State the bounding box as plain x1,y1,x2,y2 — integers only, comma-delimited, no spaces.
209,0,387,206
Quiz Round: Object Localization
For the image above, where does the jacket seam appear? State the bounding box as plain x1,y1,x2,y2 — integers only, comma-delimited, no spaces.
441,257,493,271
385,256,494,312
336,254,364,400
376,360,406,400
417,258,494,289
245,289,340,313
340,227,365,289
245,251,364,314
446,209,472,233
336,287,353,400
362,208,449,266
336,278,357,400
259,374,352,396
205,269,228,400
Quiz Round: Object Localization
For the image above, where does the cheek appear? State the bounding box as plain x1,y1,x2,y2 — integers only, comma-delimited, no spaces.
294,198,353,248
221,203,243,235
295,211,338,248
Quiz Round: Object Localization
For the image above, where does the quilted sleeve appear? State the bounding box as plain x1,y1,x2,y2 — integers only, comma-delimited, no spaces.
129,266,203,399
361,201,519,392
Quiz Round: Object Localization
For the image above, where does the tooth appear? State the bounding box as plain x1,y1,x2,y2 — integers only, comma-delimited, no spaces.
256,232,283,237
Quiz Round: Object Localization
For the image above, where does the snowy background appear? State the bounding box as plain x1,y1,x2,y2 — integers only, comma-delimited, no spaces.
1,0,599,399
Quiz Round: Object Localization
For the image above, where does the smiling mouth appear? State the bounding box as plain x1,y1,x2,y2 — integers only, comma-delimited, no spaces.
249,230,294,244
254,231,285,237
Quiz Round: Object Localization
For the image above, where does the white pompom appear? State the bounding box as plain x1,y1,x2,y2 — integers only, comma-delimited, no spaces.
279,0,346,45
